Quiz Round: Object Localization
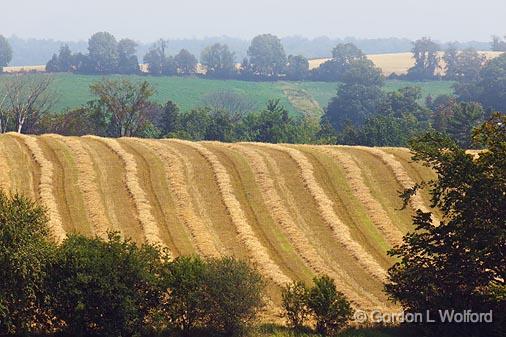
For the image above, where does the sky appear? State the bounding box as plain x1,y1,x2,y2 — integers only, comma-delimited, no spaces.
2,0,505,42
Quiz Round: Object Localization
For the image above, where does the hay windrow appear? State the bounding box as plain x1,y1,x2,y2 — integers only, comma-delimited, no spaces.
135,138,221,258
232,144,381,308
253,143,387,282
9,133,66,242
319,146,404,246
89,136,168,252
171,139,291,285
50,135,111,238
359,147,440,226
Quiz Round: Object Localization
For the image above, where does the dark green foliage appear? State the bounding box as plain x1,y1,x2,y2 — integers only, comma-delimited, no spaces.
158,100,181,136
87,32,119,74
307,276,354,336
281,281,311,329
446,102,484,148
247,34,287,78
0,191,54,334
386,114,506,336
325,84,385,131
160,256,265,336
174,49,198,75
45,45,74,72
47,232,167,337
201,43,236,78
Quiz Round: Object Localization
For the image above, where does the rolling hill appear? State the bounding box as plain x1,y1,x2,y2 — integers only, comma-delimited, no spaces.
0,134,441,313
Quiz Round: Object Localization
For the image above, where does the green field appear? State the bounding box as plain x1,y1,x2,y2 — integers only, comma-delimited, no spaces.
5,73,454,115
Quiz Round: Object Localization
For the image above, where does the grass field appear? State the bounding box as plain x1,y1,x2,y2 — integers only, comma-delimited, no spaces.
8,73,455,114
0,134,439,314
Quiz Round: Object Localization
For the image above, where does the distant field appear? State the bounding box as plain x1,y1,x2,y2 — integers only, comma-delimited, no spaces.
309,51,503,76
1,73,454,114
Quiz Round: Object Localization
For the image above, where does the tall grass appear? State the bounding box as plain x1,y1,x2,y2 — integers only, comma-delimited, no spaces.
90,136,168,251
172,139,292,285
137,139,221,257
52,135,111,238
320,146,404,246
10,133,66,242
360,147,440,226
255,143,387,282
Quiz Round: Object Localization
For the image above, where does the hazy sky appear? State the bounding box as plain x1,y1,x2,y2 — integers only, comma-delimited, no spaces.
2,0,505,42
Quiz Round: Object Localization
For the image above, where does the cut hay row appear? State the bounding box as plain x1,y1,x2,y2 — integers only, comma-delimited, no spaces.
51,135,111,238
9,133,66,242
0,140,11,191
360,147,440,225
256,143,387,282
232,144,380,308
137,139,221,257
172,139,291,285
320,147,404,246
90,136,168,250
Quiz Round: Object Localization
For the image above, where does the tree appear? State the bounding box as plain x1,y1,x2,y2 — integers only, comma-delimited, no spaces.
451,48,486,83
158,100,180,136
286,55,309,80
1,74,56,133
324,83,384,131
385,115,506,337
87,32,119,74
174,49,198,75
281,281,311,329
48,233,166,336
0,35,12,72
203,257,265,336
0,191,54,335
311,43,370,82
143,43,177,76
446,102,484,148
443,43,459,80
249,99,293,143
200,43,236,78
45,45,74,72
90,79,156,137
117,39,140,74
247,34,287,78
407,37,440,80
307,275,354,336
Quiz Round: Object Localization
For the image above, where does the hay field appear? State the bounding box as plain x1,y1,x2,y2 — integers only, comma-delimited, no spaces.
0,134,440,311
309,51,503,76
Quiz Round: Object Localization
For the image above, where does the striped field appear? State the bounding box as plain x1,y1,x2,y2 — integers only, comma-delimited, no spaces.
0,134,440,314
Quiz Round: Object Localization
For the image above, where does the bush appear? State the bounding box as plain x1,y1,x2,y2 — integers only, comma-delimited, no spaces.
307,276,354,336
47,232,167,337
281,281,311,329
160,256,266,336
0,191,55,334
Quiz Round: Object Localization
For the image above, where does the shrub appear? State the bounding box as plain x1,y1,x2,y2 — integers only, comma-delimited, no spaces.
281,281,311,329
0,191,55,334
161,256,209,334
307,275,354,336
47,232,167,337
204,257,266,336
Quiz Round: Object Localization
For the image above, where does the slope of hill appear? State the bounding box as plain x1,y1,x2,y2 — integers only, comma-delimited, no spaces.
0,134,441,311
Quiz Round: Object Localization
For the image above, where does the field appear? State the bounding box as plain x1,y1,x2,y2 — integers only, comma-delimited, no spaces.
2,73,455,114
0,133,441,315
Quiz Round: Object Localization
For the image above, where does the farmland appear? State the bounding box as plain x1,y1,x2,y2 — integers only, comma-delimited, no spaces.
0,133,440,313
3,73,455,114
